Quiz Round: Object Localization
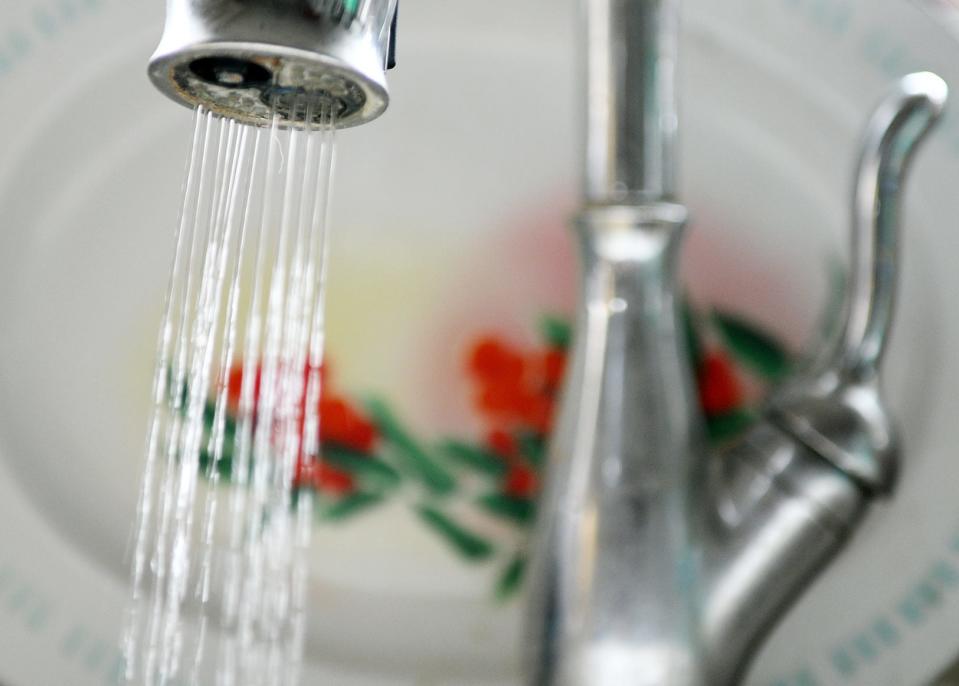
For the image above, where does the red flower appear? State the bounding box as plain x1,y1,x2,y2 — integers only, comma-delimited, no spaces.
516,392,554,434
466,334,565,435
503,465,538,498
486,429,519,459
226,363,260,414
300,461,355,495
542,348,566,389
224,361,330,415
319,397,377,452
697,351,743,416
222,360,378,496
469,337,525,384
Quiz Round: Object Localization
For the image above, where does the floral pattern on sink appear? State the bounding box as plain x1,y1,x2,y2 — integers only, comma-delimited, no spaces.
197,305,790,599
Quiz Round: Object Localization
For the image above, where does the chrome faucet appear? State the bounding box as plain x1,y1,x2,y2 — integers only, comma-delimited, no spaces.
146,0,948,683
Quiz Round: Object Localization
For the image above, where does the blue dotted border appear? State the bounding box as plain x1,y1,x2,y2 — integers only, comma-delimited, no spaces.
0,559,126,685
1,0,958,683
0,0,106,79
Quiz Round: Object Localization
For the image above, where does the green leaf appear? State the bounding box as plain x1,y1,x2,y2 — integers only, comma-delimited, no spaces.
539,314,572,350
516,431,546,467
323,444,402,491
199,403,237,480
321,492,385,521
415,505,494,561
438,440,508,477
495,553,527,601
199,447,234,480
477,493,536,525
713,311,790,381
366,399,457,496
706,409,756,444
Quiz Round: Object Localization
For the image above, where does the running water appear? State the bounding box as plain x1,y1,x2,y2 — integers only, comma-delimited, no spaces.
123,98,337,686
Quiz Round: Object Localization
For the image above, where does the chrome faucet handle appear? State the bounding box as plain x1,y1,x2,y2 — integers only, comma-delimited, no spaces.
700,77,949,685
767,71,947,494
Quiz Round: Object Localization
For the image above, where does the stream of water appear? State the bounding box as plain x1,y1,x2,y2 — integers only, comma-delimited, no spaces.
122,98,337,686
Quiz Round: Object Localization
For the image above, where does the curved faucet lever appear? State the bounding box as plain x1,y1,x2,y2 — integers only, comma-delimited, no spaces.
769,71,947,493
700,75,949,685
840,71,948,380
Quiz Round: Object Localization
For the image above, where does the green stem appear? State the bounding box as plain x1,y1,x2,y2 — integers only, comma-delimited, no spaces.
495,553,527,601
439,440,508,477
477,493,536,525
415,505,494,561
367,399,457,496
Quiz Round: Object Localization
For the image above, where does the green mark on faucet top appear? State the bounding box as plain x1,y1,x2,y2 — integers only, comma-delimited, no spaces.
831,646,857,678
60,624,87,658
932,559,959,587
83,639,107,671
898,595,925,626
852,633,878,661
873,617,900,647
58,0,78,22
24,601,51,632
860,30,922,80
916,579,944,608
32,6,59,36
343,0,359,14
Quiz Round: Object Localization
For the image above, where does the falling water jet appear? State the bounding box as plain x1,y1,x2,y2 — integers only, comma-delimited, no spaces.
123,97,338,686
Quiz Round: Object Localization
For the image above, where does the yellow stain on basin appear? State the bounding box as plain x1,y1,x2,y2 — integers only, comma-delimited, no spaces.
324,238,464,422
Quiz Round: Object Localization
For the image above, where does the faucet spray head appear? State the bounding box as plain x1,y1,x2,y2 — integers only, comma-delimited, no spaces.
148,0,398,128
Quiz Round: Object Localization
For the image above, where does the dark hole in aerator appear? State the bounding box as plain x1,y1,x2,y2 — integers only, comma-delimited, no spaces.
189,57,273,89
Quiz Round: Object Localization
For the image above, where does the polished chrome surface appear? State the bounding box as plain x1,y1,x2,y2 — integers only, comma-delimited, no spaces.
526,203,705,686
149,0,397,128
582,0,679,204
527,4,702,683
527,12,946,681
148,1,947,683
700,425,865,685
769,72,948,493
700,78,947,685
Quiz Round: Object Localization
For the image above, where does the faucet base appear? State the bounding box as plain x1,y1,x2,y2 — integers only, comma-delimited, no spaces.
525,201,707,686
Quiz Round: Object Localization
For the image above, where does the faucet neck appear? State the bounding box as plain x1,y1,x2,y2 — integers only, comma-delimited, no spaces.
526,204,706,686
582,0,680,204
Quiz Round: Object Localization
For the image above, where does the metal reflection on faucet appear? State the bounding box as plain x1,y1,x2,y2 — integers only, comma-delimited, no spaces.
148,0,398,128
527,3,947,679
144,0,948,683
